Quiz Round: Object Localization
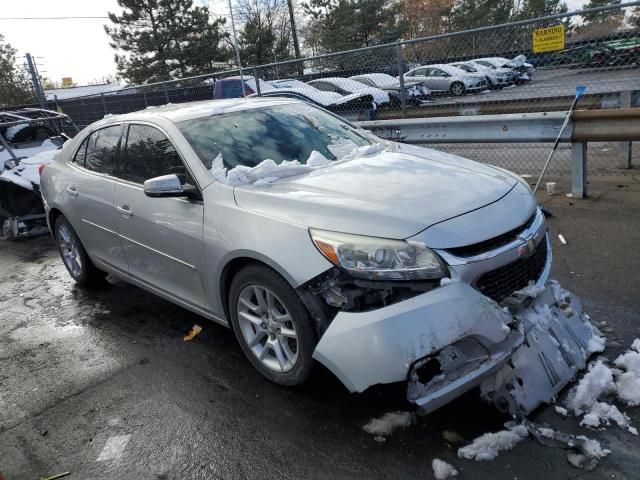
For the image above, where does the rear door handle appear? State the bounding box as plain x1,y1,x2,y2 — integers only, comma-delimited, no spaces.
66,185,78,198
116,205,133,218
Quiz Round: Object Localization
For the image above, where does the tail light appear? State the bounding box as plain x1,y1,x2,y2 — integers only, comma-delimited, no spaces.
242,87,255,97
38,164,46,175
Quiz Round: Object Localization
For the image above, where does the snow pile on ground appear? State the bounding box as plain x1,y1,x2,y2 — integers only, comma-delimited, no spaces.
209,143,386,186
560,340,640,435
431,459,458,479
457,424,528,461
580,401,637,434
362,411,415,438
1,147,59,191
613,339,640,407
567,360,616,414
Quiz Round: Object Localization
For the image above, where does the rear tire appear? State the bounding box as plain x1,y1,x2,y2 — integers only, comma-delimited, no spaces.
54,215,106,286
229,264,316,386
450,81,465,96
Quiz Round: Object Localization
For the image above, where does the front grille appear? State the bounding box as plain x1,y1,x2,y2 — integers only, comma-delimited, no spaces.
447,211,537,258
475,238,548,303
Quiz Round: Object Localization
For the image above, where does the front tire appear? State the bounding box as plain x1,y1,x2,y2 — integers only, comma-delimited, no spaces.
450,81,465,96
229,264,316,386
54,215,106,286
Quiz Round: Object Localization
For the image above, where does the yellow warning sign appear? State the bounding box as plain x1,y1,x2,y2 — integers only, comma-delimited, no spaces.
533,24,565,53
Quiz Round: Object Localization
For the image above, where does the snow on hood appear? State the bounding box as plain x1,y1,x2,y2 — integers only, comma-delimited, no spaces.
210,143,385,186
1,147,59,191
232,143,518,239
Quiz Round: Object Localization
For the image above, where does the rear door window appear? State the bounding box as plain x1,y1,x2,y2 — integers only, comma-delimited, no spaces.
121,124,186,184
85,125,121,175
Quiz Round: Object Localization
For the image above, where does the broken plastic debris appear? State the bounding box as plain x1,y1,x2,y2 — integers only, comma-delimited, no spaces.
431,459,458,479
442,430,465,444
183,324,203,341
39,473,71,480
362,411,415,437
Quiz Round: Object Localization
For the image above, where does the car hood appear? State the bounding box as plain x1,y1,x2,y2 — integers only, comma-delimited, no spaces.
233,145,518,239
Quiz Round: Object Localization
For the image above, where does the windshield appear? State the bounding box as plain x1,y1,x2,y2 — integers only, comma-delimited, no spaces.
177,103,371,170
476,60,496,69
453,64,475,73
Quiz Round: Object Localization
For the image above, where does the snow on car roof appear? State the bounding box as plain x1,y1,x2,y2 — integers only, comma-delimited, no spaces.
312,77,370,90
350,73,399,88
91,97,298,125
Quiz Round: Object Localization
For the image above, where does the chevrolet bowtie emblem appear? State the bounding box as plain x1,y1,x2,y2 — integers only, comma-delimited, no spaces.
517,238,536,257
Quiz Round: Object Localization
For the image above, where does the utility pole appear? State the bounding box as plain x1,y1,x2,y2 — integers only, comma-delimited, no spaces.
25,53,45,108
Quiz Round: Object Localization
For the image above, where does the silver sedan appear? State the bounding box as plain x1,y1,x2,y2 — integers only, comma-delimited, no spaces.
401,64,488,95
40,98,598,414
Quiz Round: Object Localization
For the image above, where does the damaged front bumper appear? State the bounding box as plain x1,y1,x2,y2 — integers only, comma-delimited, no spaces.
312,280,599,416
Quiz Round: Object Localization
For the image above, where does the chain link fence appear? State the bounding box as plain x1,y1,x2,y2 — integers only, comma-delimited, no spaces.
29,2,640,175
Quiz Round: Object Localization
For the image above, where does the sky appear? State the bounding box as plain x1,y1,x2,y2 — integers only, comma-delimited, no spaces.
1,0,590,86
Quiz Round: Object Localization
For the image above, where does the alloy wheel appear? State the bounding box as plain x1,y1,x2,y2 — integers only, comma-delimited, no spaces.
236,285,299,373
57,223,83,277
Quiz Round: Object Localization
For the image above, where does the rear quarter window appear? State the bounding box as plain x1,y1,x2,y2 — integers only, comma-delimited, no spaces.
85,125,121,175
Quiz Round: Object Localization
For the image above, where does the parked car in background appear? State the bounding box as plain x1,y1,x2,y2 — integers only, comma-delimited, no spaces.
400,64,488,96
40,97,599,416
349,73,432,106
307,77,391,107
449,62,513,89
214,76,376,120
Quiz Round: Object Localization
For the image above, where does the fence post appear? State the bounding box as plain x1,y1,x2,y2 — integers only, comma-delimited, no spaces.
618,90,632,169
142,91,148,108
54,94,60,113
395,41,406,119
571,141,587,199
254,68,261,95
162,83,170,104
101,93,108,116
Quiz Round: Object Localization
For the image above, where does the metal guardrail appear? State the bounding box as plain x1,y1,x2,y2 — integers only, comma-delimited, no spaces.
358,108,640,198
358,112,571,143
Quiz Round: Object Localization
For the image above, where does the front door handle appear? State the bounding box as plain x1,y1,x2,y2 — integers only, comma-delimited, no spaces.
116,205,133,218
66,185,78,198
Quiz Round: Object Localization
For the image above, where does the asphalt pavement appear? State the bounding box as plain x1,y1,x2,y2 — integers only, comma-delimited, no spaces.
1,175,639,480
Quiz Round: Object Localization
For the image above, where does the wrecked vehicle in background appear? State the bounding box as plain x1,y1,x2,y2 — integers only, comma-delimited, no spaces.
0,109,77,239
213,76,378,121
40,98,601,418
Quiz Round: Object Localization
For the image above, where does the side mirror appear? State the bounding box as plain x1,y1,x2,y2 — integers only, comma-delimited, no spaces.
143,174,185,198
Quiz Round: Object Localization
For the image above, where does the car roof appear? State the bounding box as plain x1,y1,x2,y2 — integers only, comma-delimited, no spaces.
90,97,297,126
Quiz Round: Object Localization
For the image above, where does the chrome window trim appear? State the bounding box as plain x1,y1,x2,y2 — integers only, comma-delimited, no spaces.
436,208,545,266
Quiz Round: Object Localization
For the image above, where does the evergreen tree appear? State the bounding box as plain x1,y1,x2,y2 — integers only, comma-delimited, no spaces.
581,0,624,26
449,0,514,31
0,35,35,107
515,0,567,19
303,0,406,53
105,0,232,84
631,7,640,27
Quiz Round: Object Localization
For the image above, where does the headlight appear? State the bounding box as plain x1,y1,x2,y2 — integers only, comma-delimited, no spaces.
309,229,447,281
